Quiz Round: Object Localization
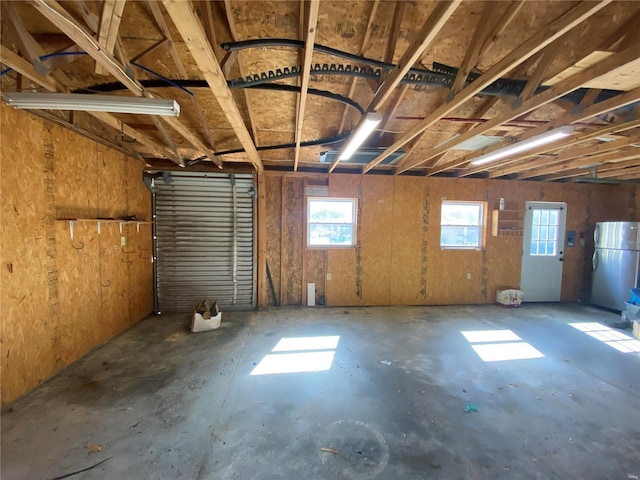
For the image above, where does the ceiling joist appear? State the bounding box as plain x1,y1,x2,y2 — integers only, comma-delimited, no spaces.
368,0,462,112
162,0,262,171
363,0,612,174
95,0,126,75
30,0,221,167
415,42,640,175
293,0,320,171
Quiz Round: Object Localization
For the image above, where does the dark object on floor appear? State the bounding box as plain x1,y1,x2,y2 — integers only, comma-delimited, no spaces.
49,456,113,480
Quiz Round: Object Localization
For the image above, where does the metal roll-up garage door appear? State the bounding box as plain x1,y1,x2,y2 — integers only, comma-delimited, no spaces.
153,172,255,312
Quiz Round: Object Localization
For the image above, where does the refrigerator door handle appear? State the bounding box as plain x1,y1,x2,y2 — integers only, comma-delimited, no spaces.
592,250,598,271
594,224,600,246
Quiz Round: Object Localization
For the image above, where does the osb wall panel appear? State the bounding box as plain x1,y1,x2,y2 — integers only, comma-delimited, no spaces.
360,176,394,305
280,177,303,305
306,250,327,305
0,105,152,406
390,177,427,305
264,175,282,305
259,172,637,309
327,174,362,306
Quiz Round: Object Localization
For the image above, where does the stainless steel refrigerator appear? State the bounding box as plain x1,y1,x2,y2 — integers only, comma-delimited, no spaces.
592,222,640,311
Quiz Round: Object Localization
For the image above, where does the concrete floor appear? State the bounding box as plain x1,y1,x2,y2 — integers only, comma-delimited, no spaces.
2,304,639,480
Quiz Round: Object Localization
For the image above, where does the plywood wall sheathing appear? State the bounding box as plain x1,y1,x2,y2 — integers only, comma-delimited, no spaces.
0,104,152,407
259,172,639,308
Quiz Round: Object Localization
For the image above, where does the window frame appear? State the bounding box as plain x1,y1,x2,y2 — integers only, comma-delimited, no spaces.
306,196,358,248
440,200,486,250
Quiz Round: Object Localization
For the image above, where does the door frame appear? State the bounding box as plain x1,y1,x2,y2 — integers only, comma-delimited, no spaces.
520,201,567,302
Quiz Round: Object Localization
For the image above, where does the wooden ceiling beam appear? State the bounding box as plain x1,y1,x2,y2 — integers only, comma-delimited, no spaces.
518,39,564,101
480,1,525,56
414,42,640,176
375,84,410,141
365,0,612,174
384,1,406,64
162,0,262,171
495,124,640,178
223,0,259,146
457,89,640,178
542,155,640,181
65,0,129,69
606,164,640,179
0,45,59,92
293,0,320,171
368,0,462,112
523,149,640,179
338,0,379,134
131,38,170,63
95,0,126,75
147,0,217,151
199,0,226,61
449,1,498,96
1,42,177,162
88,111,178,160
30,0,221,167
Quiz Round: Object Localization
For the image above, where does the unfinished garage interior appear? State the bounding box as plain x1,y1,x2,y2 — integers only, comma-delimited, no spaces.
2,0,640,478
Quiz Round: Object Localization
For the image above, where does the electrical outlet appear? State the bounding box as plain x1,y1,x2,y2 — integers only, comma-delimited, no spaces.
121,236,126,246
466,273,472,280
326,273,332,281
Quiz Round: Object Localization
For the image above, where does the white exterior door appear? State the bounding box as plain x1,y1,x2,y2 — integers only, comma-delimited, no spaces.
520,201,567,302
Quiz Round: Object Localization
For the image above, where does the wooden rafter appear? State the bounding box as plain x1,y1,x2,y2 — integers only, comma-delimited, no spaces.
223,0,260,145
131,38,170,63
66,0,129,69
162,0,263,171
454,88,640,177
95,0,126,75
30,0,222,167
293,0,320,171
518,39,564,101
375,84,410,141
89,111,178,160
449,1,497,96
578,88,602,108
523,148,640,179
338,0,379,134
478,1,525,62
200,0,226,61
147,0,217,150
0,45,58,92
384,1,406,64
495,125,640,178
403,41,639,175
363,0,612,174
368,0,462,112
3,6,177,163
1,42,176,161
543,152,640,181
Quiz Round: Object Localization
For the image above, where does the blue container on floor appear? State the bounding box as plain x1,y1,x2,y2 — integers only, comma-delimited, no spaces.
630,288,640,305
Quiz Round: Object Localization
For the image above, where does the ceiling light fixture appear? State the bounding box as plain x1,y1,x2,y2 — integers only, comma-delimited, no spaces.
469,126,574,166
338,112,383,161
3,93,181,116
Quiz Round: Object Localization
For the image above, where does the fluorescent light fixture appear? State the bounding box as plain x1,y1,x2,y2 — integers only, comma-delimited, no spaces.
4,93,180,116
338,112,383,161
469,126,574,166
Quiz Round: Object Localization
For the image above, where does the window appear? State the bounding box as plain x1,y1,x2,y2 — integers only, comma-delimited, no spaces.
440,201,485,249
530,208,558,256
307,197,357,247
